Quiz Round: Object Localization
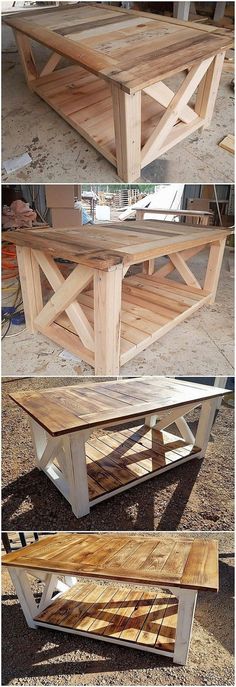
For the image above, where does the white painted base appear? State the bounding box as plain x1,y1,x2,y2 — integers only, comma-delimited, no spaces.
35,620,174,659
28,394,221,518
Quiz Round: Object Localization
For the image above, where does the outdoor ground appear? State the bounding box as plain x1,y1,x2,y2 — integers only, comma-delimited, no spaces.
2,248,234,377
2,376,234,532
1,531,234,686
2,34,234,184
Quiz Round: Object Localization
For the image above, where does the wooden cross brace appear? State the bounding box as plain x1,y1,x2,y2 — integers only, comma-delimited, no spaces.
153,239,226,300
13,31,62,84
8,567,76,628
141,53,225,167
32,250,95,351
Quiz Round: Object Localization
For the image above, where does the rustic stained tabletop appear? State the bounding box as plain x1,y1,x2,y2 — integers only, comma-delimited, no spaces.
9,376,228,436
2,532,219,591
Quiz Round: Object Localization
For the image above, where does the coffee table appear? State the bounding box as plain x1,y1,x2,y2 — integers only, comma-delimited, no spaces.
3,3,233,181
2,532,218,665
9,377,228,519
4,222,231,375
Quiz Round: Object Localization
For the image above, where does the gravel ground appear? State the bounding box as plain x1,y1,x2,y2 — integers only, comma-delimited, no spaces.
2,377,234,531
2,531,234,686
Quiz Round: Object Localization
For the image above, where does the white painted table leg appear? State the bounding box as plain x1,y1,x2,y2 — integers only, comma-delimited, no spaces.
29,418,49,469
173,588,198,665
64,430,91,518
214,376,226,409
195,391,224,458
8,567,38,628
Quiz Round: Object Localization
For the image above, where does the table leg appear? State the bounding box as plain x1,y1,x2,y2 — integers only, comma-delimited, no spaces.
16,246,43,332
94,265,123,374
173,588,198,665
173,2,190,20
13,30,38,87
204,239,226,303
112,85,141,181
8,567,38,628
65,431,91,519
195,52,225,128
214,2,226,21
29,418,48,469
142,259,155,275
195,394,223,457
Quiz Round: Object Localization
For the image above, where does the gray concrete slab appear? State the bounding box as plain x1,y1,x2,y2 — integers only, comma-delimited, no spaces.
2,249,234,377
2,39,234,183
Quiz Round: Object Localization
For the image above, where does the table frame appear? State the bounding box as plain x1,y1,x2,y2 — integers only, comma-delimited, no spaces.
28,393,222,519
6,564,197,665
14,231,227,375
4,4,231,181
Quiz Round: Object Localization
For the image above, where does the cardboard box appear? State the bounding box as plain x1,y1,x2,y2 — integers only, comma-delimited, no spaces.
51,207,82,228
46,185,81,208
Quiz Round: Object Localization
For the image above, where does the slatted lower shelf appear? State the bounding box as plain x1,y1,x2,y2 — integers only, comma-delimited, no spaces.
34,580,178,655
52,425,200,504
53,274,209,368
32,65,166,167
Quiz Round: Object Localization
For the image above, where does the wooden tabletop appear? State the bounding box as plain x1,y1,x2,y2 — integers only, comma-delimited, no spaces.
3,222,231,271
2,533,218,592
4,3,233,94
9,377,228,436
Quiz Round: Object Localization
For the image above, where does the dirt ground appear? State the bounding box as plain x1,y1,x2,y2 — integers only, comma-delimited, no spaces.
1,531,234,687
2,377,234,531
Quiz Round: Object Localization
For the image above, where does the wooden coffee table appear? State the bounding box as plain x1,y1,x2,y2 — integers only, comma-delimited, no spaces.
3,4,233,181
9,377,228,519
4,222,231,375
2,533,218,665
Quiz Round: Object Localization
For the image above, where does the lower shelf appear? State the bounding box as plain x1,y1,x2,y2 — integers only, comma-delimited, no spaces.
52,424,200,503
34,580,178,655
32,64,165,168
53,274,209,369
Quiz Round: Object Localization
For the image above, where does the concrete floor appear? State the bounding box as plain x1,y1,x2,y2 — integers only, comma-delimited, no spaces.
2,39,235,183
2,248,234,377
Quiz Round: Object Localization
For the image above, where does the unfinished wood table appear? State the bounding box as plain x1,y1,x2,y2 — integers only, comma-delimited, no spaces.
2,532,218,665
4,222,231,374
3,3,233,181
9,376,228,519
